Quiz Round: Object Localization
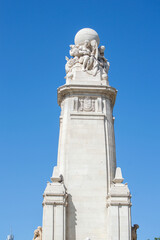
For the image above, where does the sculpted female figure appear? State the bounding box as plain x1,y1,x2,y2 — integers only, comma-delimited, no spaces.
78,40,91,71
98,45,110,79
89,39,99,75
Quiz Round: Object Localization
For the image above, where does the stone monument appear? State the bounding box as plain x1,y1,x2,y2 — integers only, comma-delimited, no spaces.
35,28,138,240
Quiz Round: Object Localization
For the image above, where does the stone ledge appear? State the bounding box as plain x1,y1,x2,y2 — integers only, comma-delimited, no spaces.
70,112,105,120
57,84,117,106
106,201,132,207
42,201,67,206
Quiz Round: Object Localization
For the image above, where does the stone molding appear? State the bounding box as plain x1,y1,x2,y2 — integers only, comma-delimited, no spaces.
42,182,67,207
44,193,65,197
106,190,132,207
70,112,105,120
107,192,131,197
43,201,67,206
57,84,117,106
106,199,132,207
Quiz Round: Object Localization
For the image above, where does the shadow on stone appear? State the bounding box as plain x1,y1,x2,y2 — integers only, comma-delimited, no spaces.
66,194,77,240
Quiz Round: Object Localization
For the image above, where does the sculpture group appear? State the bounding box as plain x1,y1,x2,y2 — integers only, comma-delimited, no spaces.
65,39,110,80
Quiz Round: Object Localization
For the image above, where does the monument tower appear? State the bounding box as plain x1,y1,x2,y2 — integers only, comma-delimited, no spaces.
40,28,135,240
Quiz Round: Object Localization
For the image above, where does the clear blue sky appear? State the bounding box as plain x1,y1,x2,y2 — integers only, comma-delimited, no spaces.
0,0,160,239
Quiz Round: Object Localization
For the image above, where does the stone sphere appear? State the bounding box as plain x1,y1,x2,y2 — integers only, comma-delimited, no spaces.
74,28,100,46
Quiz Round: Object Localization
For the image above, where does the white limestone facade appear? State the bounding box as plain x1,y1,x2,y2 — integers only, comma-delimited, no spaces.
41,28,132,240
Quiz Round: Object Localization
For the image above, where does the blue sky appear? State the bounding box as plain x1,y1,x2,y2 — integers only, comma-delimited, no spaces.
0,0,160,239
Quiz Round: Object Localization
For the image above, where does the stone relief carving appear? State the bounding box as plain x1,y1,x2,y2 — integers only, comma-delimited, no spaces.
65,40,110,80
72,97,104,113
79,97,95,112
131,224,139,240
33,226,42,240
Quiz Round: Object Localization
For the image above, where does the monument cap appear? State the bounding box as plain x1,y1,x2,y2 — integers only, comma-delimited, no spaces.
74,28,100,46
113,167,124,183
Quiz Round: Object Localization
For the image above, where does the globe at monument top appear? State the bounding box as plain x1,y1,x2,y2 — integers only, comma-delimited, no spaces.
74,28,100,46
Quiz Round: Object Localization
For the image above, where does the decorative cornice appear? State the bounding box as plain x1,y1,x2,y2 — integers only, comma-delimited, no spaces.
106,201,132,207
107,192,131,198
42,200,68,206
42,193,68,206
57,84,117,106
43,193,66,197
70,112,105,120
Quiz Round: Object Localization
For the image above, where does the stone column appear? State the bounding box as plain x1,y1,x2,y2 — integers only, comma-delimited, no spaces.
57,84,117,240
106,168,132,240
42,172,67,240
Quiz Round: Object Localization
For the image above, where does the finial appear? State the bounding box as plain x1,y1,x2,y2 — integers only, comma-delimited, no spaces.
51,166,63,182
113,167,124,183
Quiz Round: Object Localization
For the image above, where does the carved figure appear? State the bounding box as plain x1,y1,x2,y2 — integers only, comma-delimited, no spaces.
89,40,99,75
65,56,79,79
131,224,139,240
33,226,42,240
78,40,91,71
98,45,110,80
69,44,81,57
65,34,110,80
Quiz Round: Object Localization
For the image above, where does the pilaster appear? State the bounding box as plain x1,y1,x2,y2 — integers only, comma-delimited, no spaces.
42,171,67,240
106,168,132,240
